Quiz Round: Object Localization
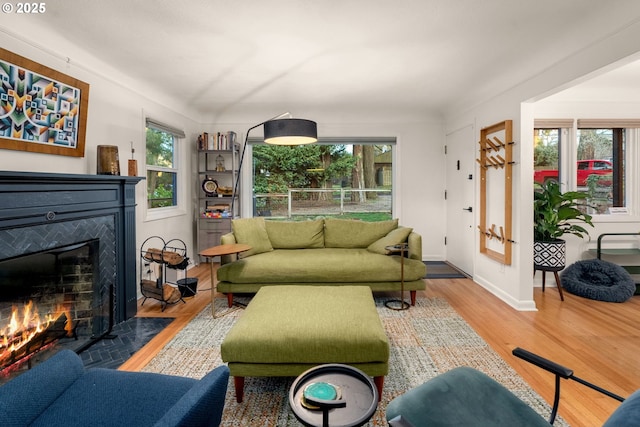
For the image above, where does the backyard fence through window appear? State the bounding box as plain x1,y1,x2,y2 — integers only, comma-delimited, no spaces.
255,188,392,220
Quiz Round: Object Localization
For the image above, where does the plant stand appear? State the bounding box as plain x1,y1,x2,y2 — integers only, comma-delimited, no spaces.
534,239,566,301
534,266,565,301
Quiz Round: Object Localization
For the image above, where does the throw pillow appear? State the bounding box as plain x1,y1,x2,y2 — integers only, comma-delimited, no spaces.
231,217,273,258
367,226,413,255
324,218,398,248
265,219,325,249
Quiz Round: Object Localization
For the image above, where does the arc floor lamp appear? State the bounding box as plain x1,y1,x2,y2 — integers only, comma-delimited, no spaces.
231,113,317,215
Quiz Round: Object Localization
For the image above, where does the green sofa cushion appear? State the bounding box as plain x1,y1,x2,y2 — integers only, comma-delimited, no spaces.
324,218,398,248
265,219,324,249
216,248,427,283
221,286,389,366
231,217,273,258
367,226,413,255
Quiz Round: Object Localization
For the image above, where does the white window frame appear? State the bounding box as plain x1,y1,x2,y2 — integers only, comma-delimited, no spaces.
247,136,397,219
536,119,639,220
144,118,187,222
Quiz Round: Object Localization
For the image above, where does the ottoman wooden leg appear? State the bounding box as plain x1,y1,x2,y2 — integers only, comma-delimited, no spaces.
227,293,234,308
234,376,245,403
374,376,384,402
410,291,417,306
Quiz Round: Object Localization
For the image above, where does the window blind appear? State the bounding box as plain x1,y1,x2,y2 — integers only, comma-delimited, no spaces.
577,119,640,128
145,118,186,138
534,119,574,128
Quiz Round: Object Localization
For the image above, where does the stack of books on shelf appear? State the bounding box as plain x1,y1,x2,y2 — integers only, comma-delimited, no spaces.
202,202,231,218
198,131,237,151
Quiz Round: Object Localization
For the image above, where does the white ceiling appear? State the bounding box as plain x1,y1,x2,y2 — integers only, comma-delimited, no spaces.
8,0,640,121
541,58,640,103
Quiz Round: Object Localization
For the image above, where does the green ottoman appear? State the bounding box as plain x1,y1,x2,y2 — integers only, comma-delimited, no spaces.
221,286,389,403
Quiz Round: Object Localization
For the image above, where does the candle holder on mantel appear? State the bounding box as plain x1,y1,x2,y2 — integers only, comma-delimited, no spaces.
128,142,138,176
97,145,121,175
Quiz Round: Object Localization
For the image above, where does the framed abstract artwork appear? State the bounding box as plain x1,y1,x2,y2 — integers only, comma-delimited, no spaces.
0,48,90,157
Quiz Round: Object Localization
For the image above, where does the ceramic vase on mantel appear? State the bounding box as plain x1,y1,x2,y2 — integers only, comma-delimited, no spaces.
533,239,566,271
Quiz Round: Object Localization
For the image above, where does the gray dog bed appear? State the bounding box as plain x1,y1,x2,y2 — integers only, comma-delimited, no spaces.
561,259,636,302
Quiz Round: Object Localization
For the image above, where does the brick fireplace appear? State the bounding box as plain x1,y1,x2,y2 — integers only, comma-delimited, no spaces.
0,171,142,369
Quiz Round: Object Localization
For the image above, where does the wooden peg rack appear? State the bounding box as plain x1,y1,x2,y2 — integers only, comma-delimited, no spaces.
477,120,513,265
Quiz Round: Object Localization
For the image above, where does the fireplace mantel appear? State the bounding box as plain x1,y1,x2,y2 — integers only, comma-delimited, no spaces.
0,171,144,322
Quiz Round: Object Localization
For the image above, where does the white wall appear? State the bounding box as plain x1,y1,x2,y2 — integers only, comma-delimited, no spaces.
444,19,640,310
1,27,447,294
9,13,640,310
0,29,200,296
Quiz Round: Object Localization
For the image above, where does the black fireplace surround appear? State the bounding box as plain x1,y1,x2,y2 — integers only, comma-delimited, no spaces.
0,171,143,325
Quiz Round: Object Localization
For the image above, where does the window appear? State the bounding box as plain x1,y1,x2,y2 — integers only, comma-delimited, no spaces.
576,127,624,213
533,127,561,184
250,137,395,221
145,119,184,210
534,119,636,215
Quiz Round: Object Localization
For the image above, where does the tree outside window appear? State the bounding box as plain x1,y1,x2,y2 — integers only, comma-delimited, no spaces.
577,128,624,214
146,127,178,209
252,141,394,220
534,129,560,171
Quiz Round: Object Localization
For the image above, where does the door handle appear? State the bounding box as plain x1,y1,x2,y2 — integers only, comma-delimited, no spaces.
463,207,473,212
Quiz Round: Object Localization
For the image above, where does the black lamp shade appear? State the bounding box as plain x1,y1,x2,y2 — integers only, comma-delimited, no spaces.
264,118,317,145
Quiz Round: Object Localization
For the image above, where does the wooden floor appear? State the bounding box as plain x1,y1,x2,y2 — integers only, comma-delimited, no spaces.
122,263,640,427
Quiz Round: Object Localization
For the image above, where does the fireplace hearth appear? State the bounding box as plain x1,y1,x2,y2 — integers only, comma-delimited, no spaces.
0,171,142,376
0,239,104,372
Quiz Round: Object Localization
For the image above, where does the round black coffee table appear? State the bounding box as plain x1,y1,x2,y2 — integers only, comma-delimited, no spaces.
289,364,378,427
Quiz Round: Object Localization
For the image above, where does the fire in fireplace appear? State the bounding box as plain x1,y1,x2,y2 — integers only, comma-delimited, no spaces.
0,239,108,374
0,300,73,370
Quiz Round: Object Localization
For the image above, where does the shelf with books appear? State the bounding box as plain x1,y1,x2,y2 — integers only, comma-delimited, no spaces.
196,131,240,260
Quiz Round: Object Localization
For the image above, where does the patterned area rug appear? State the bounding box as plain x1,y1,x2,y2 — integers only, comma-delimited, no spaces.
142,297,567,426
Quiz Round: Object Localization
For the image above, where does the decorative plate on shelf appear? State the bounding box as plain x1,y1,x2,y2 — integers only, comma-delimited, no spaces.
202,177,218,196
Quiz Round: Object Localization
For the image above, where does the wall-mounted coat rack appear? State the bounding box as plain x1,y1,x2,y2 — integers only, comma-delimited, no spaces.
477,120,514,265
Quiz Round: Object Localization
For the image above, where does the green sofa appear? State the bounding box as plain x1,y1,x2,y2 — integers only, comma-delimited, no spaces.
217,217,426,306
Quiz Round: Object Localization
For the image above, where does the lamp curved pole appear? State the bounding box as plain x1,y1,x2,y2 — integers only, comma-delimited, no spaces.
230,113,292,215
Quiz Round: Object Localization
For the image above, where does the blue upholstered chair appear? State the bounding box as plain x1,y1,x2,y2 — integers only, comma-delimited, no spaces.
0,349,229,427
386,348,640,427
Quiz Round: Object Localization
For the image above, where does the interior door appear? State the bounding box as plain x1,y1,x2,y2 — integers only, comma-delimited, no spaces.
445,125,475,276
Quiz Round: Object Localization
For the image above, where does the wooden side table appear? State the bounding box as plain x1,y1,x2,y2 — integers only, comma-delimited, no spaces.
384,243,410,310
199,243,251,317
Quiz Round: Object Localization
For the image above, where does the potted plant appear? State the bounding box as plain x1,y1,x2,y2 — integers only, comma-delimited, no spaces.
534,181,594,270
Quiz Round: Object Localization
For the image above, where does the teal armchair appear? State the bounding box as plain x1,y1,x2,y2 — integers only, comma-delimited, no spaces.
386,347,639,427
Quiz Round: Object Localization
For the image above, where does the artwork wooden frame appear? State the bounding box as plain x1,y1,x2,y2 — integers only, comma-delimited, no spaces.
0,48,89,157
477,119,513,265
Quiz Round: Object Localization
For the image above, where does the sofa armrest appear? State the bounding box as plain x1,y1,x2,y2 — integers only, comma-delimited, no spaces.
220,232,237,264
407,232,422,261
0,350,85,426
154,365,229,427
